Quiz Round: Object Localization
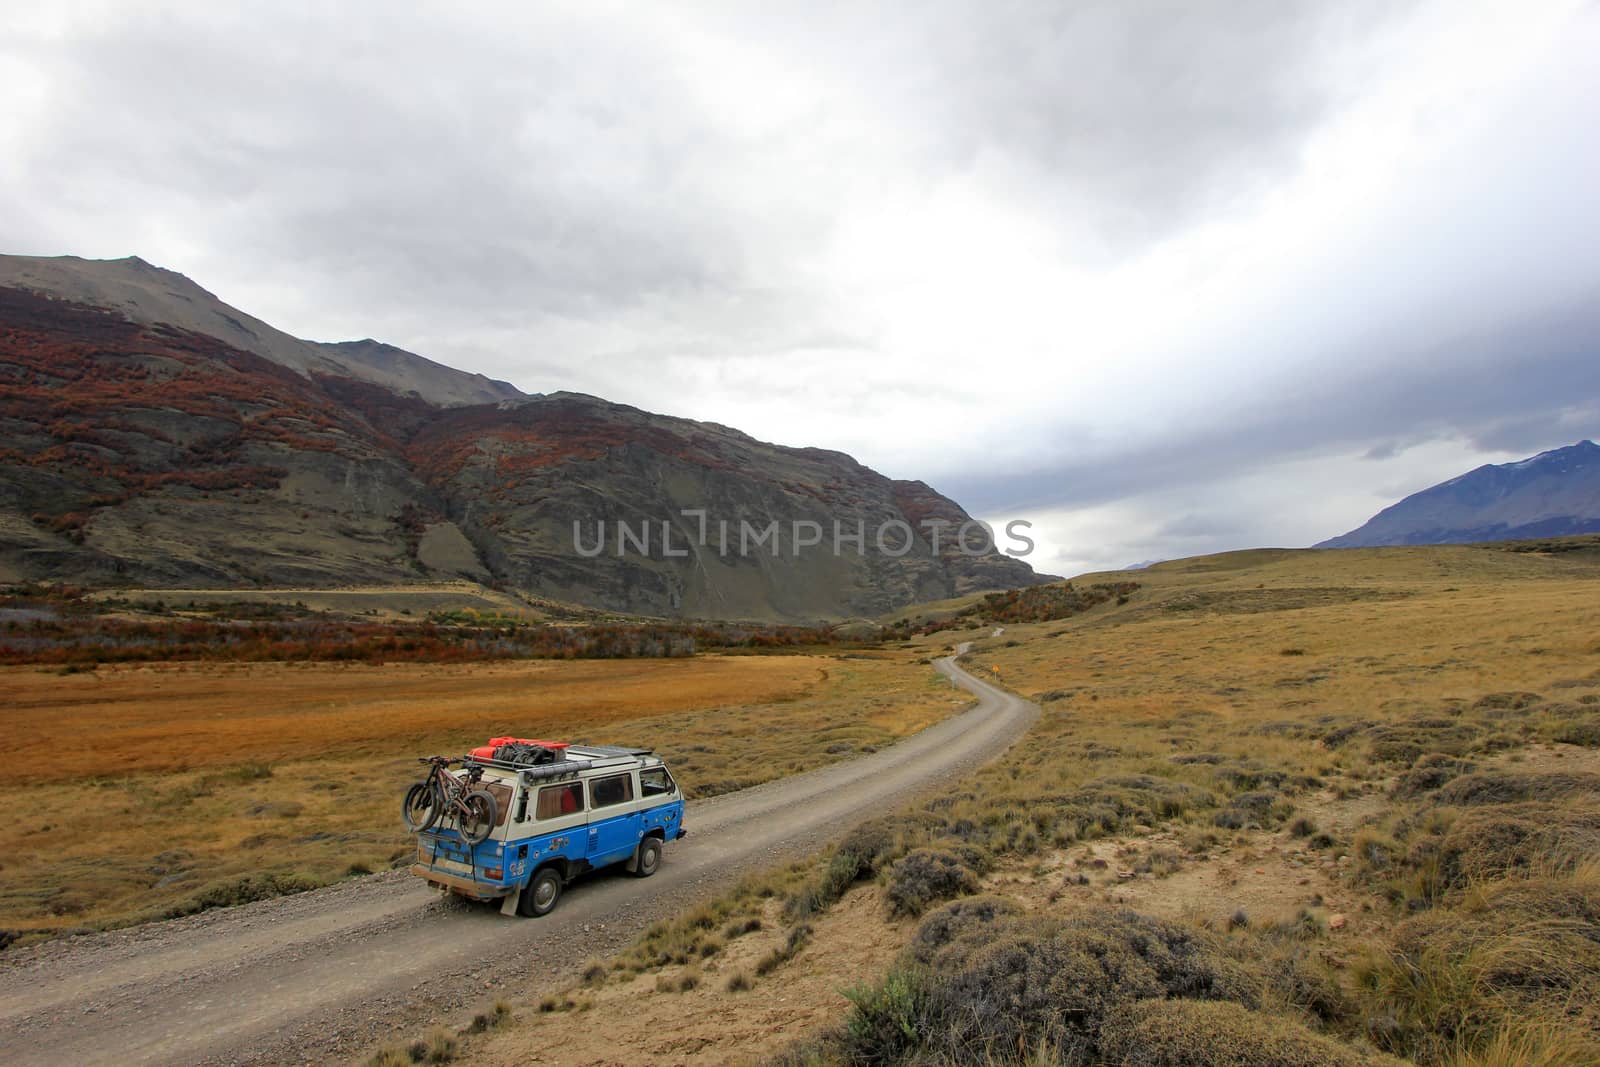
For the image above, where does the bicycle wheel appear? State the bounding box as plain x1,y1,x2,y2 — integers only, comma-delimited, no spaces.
402,781,440,832
458,789,498,845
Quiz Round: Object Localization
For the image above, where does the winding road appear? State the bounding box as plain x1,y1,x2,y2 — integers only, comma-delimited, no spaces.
0,649,1037,1066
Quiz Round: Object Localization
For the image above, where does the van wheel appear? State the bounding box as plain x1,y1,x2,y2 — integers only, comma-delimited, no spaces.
518,868,562,917
632,837,662,878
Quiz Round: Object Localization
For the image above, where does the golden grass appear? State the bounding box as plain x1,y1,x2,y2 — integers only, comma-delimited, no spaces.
0,653,955,937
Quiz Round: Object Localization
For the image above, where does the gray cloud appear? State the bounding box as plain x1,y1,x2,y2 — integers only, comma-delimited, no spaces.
4,2,1597,573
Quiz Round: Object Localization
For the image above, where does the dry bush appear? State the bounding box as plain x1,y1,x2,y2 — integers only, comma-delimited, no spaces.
1440,1019,1600,1067
1393,754,1479,799
1363,718,1485,765
1473,692,1545,712
756,923,814,976
1548,714,1600,747
903,895,1023,967
1358,863,1600,1061
1102,999,1404,1067
883,849,979,918
1401,802,1600,890
654,964,701,993
1213,788,1297,830
889,907,1258,1060
1435,772,1600,807
785,814,936,921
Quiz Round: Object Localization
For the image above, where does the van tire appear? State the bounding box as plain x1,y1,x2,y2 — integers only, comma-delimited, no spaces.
518,868,562,917
632,836,662,878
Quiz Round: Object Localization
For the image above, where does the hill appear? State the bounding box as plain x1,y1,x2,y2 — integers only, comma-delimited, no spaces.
0,256,1046,619
1318,439,1600,547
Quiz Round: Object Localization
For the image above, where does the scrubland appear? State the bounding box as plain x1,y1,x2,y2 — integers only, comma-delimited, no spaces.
0,653,955,940
446,540,1600,1067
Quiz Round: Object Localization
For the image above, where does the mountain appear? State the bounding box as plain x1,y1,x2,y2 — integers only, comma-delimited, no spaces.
0,255,522,407
0,254,1048,619
1317,440,1600,548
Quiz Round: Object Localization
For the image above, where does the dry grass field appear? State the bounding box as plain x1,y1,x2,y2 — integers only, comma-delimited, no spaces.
0,653,960,940
433,541,1600,1067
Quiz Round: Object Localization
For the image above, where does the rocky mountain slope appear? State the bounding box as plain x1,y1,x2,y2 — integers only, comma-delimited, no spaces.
0,254,522,407
0,256,1046,619
1318,440,1600,548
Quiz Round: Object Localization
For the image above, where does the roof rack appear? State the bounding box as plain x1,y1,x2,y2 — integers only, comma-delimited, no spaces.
569,744,655,757
463,748,650,785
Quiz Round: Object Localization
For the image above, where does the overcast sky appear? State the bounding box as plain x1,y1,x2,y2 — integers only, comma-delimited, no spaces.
4,1,1597,575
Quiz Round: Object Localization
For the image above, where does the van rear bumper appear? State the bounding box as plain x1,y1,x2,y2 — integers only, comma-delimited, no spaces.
409,863,508,901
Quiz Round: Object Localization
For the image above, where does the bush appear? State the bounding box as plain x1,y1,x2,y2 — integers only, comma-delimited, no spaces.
1473,692,1544,712
167,872,317,917
1264,944,1352,1025
1364,718,1483,764
785,815,932,921
1431,803,1600,887
1435,772,1600,807
1214,789,1296,830
756,923,813,976
887,907,1259,1059
904,895,1022,966
1359,866,1600,1059
884,849,980,918
1392,754,1478,798
1102,999,1404,1066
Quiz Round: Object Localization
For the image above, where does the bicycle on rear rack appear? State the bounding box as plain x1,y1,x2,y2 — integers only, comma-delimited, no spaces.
401,756,498,845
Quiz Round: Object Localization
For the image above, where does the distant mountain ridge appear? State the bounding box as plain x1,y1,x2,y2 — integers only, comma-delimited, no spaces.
0,255,523,407
0,254,1048,619
1317,440,1600,548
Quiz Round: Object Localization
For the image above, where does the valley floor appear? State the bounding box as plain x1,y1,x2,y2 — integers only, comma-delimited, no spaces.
428,543,1600,1067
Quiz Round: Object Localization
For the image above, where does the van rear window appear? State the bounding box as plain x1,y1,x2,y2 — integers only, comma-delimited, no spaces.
536,783,584,819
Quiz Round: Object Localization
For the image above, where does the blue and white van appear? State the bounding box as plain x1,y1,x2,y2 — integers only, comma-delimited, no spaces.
409,744,686,917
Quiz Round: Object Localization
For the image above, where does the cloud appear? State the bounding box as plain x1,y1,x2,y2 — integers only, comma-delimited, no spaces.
3,1,1597,575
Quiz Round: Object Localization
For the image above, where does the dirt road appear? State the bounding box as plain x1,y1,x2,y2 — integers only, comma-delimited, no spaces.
0,650,1036,1066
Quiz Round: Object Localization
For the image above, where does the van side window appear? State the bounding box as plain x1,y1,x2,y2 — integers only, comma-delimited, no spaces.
536,783,584,820
640,768,675,796
589,773,634,809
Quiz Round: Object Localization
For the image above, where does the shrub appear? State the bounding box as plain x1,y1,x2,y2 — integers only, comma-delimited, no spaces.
1215,789,1295,830
654,965,701,993
725,968,753,992
838,967,932,1063
1263,944,1352,1024
1102,999,1404,1066
167,872,318,917
1364,718,1483,765
884,849,980,918
1359,868,1600,1059
756,923,814,976
1550,718,1600,747
904,895,1022,966
1431,803,1600,887
1435,772,1600,807
419,1026,456,1064
1392,754,1478,798
888,907,1259,1059
1473,692,1544,712
723,916,762,939
785,815,931,920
